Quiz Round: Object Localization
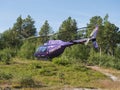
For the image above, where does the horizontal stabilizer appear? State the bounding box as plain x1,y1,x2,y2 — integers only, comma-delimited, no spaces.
92,40,98,48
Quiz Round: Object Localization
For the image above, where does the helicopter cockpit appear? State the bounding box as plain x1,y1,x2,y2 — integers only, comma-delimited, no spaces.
34,46,48,58
36,46,47,53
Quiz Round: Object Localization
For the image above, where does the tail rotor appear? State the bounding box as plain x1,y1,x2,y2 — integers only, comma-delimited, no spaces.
85,25,99,48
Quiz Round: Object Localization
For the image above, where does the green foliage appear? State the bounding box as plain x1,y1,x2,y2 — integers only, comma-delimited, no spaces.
12,15,36,39
57,17,77,41
0,48,16,64
22,15,36,38
12,15,23,39
59,45,90,63
87,15,120,56
52,45,90,66
39,20,53,43
20,75,35,87
0,58,108,89
0,14,120,71
114,61,120,70
88,49,120,69
103,21,119,55
39,68,57,76
52,56,71,66
29,63,42,69
72,64,89,72
1,29,22,49
0,71,13,80
87,16,103,37
0,34,4,50
18,40,36,59
1,15,120,89
115,46,120,59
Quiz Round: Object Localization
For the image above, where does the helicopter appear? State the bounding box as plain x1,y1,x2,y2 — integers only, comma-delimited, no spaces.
34,25,99,59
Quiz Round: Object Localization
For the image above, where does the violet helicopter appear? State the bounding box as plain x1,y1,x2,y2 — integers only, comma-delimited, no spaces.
34,26,99,59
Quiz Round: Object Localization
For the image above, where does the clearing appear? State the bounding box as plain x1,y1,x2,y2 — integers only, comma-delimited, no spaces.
0,58,120,90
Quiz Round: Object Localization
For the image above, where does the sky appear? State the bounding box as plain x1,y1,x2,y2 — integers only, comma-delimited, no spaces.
0,0,120,33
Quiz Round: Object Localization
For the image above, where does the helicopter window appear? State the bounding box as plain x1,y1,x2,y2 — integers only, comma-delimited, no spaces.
37,46,47,52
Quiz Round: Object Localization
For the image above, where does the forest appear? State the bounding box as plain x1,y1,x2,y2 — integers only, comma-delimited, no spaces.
0,14,120,69
0,14,120,89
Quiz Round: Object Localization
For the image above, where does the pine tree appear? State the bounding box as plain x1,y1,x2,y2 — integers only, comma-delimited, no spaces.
39,20,52,43
21,15,36,38
57,17,77,41
103,17,119,55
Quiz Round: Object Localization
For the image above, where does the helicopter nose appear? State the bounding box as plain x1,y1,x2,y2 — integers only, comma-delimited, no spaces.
34,52,47,58
34,52,38,57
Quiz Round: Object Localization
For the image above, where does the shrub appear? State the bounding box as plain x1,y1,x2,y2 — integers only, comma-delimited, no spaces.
52,56,71,66
0,71,13,80
39,68,56,76
88,49,120,69
113,59,120,70
0,48,15,64
18,40,36,59
115,46,120,59
29,63,42,69
72,64,89,71
20,75,35,87
62,45,90,62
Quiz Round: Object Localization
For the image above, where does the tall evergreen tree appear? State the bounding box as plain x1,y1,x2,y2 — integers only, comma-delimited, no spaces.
103,15,119,55
39,20,52,43
12,15,36,39
87,15,120,56
12,15,23,39
2,28,22,49
22,15,36,38
0,33,4,49
57,17,77,41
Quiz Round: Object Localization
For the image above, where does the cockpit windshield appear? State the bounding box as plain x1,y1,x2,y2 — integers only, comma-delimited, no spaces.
36,46,47,53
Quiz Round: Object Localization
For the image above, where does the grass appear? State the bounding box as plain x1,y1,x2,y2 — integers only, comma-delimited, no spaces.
0,58,111,90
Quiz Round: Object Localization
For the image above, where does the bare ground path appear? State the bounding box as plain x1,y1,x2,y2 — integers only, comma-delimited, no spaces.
86,66,120,90
87,66,120,82
64,66,120,90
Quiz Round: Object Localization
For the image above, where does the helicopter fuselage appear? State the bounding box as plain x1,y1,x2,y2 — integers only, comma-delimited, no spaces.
34,40,73,59
34,38,94,59
34,25,99,59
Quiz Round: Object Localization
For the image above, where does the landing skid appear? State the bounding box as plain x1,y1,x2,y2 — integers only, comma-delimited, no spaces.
37,57,52,61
